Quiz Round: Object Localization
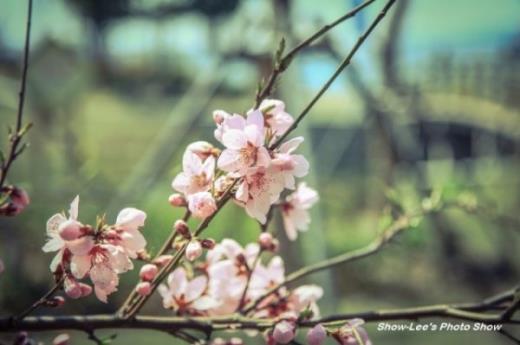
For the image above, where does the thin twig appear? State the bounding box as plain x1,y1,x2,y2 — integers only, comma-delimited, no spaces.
254,0,377,107
0,0,33,188
15,277,64,320
270,0,397,149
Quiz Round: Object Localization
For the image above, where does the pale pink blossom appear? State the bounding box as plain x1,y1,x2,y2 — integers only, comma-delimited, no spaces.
289,284,323,316
43,196,94,272
158,267,219,314
64,277,83,299
186,240,203,261
272,320,296,344
307,324,327,345
249,256,284,300
172,149,215,196
337,319,372,345
235,167,285,223
136,281,152,296
281,183,319,241
272,137,309,189
139,264,158,281
217,110,270,175
213,111,244,143
153,254,173,267
252,99,294,139
187,192,217,219
114,207,147,258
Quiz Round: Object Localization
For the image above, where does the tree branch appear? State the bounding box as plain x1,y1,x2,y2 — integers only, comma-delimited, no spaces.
0,0,33,189
269,0,397,149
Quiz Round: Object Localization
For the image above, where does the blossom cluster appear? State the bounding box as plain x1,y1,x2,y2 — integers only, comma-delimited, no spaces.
170,99,318,240
43,196,147,302
158,237,323,318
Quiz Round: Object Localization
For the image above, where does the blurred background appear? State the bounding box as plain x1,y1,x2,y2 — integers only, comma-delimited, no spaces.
0,0,519,344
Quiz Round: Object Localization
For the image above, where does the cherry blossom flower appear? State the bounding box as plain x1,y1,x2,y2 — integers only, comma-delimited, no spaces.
187,141,217,160
158,267,219,314
172,149,215,196
336,319,372,345
113,207,147,258
253,99,294,139
43,196,94,272
139,264,158,281
235,166,285,223
187,191,217,219
186,240,203,261
289,284,324,317
217,110,270,175
281,183,319,240
271,137,309,189
307,324,327,345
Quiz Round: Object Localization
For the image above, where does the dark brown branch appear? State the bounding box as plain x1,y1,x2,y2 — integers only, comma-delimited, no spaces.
0,0,33,188
15,277,64,320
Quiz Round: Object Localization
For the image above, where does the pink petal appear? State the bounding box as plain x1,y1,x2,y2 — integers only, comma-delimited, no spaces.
171,172,190,194
168,267,188,297
69,195,79,220
256,146,271,168
67,236,94,256
186,275,207,302
70,254,91,279
116,208,147,231
42,236,65,253
279,137,304,154
46,213,66,236
217,149,242,172
222,129,247,150
246,109,265,133
182,149,203,176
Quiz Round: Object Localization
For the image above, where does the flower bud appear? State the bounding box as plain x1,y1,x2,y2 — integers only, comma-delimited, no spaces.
153,254,173,267
212,110,227,125
307,324,327,345
139,264,158,281
174,219,191,239
338,319,371,345
44,295,66,308
186,240,203,261
273,321,296,344
64,277,82,299
168,193,186,207
258,232,275,251
229,338,243,345
0,186,30,216
136,281,152,296
58,220,82,241
53,333,70,345
200,238,216,249
79,283,92,297
187,141,215,160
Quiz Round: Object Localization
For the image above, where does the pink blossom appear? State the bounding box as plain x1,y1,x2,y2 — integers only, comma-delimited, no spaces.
0,186,30,216
172,149,215,196
139,264,158,281
213,111,244,143
235,167,285,223
64,277,83,299
217,110,270,175
307,324,327,345
186,240,203,261
273,320,296,344
289,284,324,317
43,196,94,272
114,207,147,258
136,281,152,296
337,319,372,345
187,192,217,219
272,137,309,189
158,267,219,314
153,254,173,267
281,183,319,241
252,99,294,139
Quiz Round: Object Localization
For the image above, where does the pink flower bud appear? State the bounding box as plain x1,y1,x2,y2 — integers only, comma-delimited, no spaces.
229,338,243,345
187,141,215,160
45,295,66,308
258,232,275,251
213,110,227,125
174,219,191,238
307,324,327,345
200,238,216,249
186,240,203,261
139,264,158,281
0,186,30,216
188,192,217,219
168,193,186,207
153,254,173,267
58,220,82,241
53,333,70,345
64,278,82,299
273,321,296,344
136,281,152,296
79,283,92,297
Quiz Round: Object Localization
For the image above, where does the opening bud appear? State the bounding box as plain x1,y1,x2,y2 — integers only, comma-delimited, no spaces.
139,264,158,281
168,193,186,207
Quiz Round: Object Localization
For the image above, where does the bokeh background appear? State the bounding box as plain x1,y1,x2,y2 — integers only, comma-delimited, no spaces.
1,0,519,344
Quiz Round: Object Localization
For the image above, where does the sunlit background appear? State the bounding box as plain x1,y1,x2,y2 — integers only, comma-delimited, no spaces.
1,0,519,344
